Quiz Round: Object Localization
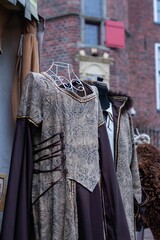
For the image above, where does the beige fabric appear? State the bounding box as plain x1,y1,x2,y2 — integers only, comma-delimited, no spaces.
116,113,141,240
12,19,39,122
107,95,141,240
21,19,39,84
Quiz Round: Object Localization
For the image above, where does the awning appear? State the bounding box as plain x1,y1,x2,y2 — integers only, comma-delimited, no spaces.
0,0,38,20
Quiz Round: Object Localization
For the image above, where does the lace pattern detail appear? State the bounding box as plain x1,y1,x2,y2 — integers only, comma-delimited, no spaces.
18,72,104,239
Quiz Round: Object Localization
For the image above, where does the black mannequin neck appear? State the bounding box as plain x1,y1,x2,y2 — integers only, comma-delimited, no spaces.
94,81,110,110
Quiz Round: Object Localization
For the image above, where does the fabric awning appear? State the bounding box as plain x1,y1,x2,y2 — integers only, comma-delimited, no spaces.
0,0,38,20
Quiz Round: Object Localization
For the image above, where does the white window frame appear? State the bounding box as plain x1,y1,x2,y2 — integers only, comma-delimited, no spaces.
153,0,160,23
155,43,160,110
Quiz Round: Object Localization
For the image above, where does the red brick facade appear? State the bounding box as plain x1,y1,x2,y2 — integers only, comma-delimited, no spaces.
107,0,130,93
38,0,160,130
128,0,160,127
38,0,81,73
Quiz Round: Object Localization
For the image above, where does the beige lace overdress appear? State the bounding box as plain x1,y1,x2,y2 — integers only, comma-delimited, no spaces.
17,72,104,240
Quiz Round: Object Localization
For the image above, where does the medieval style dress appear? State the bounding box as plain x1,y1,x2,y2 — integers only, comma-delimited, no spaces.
87,81,142,240
104,92,142,240
1,72,131,240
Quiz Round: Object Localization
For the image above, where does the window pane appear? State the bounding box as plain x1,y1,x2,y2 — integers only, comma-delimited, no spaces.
157,0,160,22
157,0,160,10
158,59,160,69
84,23,99,45
84,0,102,17
157,11,160,22
158,47,160,68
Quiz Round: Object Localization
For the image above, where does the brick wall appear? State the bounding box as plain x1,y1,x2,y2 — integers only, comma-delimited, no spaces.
38,0,130,92
38,0,160,129
107,0,130,93
38,0,80,73
39,16,80,72
128,0,160,127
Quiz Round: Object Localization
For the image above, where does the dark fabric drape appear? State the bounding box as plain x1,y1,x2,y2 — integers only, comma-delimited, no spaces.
76,183,105,240
76,123,131,240
0,118,34,240
98,124,131,240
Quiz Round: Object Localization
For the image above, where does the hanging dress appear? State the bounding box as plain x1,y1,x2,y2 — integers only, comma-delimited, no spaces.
1,72,131,240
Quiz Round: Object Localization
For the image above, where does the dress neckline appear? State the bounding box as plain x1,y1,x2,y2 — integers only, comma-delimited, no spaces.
42,72,96,103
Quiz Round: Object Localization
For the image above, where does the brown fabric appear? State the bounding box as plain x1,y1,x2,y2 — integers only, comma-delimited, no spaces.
98,123,131,240
137,143,160,240
1,118,34,240
12,19,39,122
76,183,105,240
21,19,39,84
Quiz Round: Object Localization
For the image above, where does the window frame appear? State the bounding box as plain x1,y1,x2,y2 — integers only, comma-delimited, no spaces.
153,0,160,23
155,43,160,110
84,19,101,45
81,0,106,46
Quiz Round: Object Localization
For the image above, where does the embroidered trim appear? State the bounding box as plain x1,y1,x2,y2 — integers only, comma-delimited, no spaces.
98,121,106,127
17,116,39,127
41,72,96,103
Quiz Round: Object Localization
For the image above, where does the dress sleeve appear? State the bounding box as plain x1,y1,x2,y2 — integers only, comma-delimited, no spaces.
1,119,34,240
17,72,43,126
98,98,105,126
1,72,44,240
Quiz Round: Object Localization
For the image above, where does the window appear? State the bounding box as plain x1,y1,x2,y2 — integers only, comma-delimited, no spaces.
82,0,105,46
84,22,100,45
84,0,102,18
155,43,160,110
153,0,160,23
